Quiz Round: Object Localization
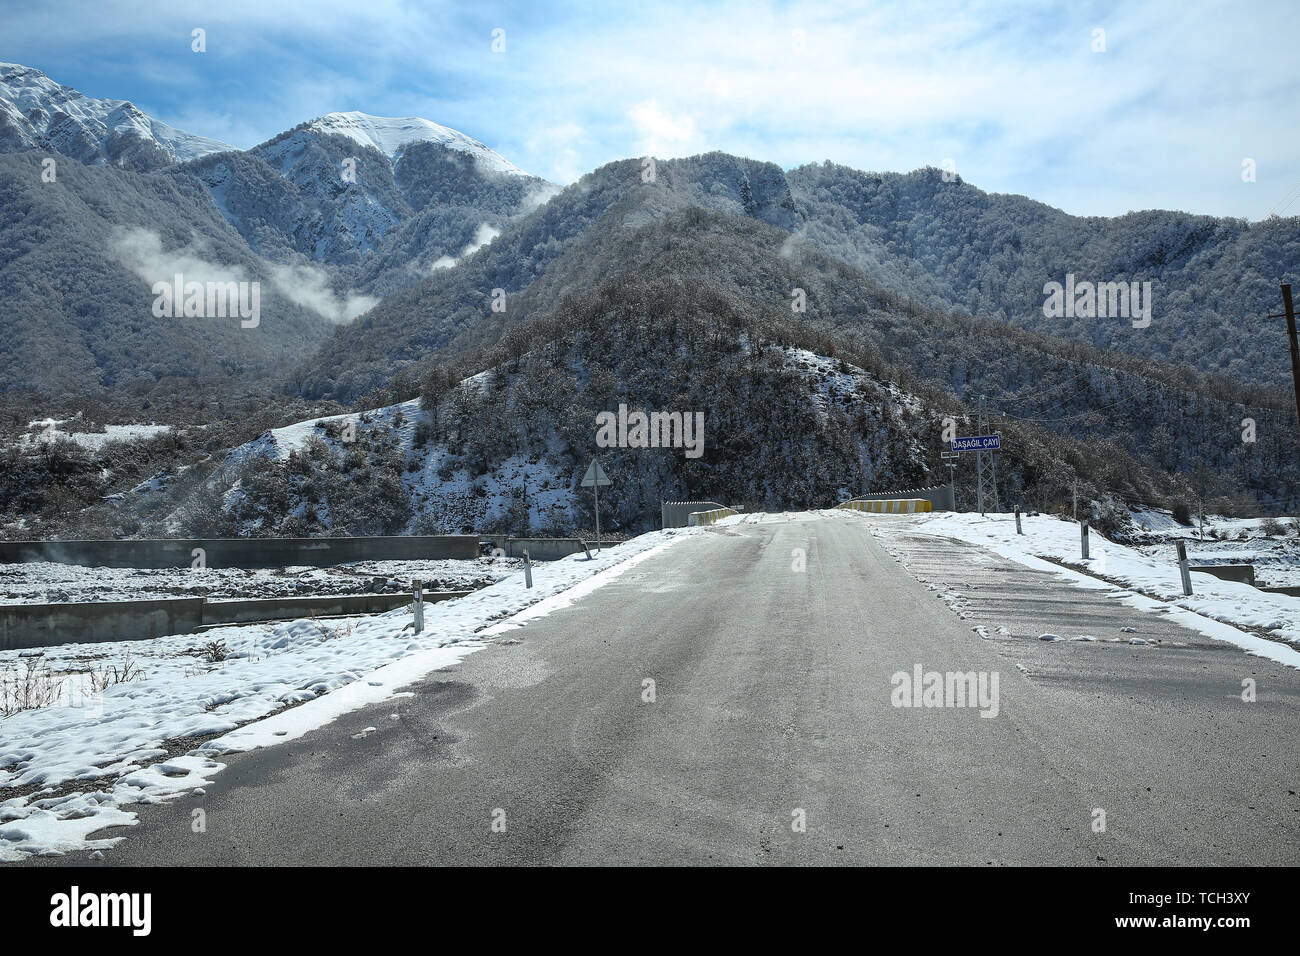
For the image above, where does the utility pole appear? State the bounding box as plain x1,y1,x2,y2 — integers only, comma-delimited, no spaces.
1266,283,1300,445
974,395,1000,515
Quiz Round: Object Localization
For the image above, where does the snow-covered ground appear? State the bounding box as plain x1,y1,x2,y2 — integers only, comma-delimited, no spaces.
1125,509,1300,588
16,419,172,451
874,510,1300,667
0,557,513,606
0,528,694,861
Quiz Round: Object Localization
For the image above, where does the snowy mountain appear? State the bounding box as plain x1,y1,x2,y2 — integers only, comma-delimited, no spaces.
185,111,556,287
305,111,532,177
0,62,233,170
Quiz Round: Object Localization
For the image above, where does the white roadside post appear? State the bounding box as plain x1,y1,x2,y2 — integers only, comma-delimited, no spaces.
1014,505,1023,535
1176,540,1193,596
581,458,612,553
523,549,533,589
413,578,424,634
1080,521,1090,560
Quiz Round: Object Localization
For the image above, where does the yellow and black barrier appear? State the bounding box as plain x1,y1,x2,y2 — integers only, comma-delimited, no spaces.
687,507,740,526
836,498,933,514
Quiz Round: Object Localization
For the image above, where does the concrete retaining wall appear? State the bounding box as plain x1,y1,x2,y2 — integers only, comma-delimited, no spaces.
0,535,479,569
202,591,470,626
1192,564,1256,586
1,598,206,651
662,501,730,529
0,590,473,650
480,537,593,560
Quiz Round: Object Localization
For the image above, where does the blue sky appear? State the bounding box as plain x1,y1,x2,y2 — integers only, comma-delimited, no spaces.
4,0,1298,219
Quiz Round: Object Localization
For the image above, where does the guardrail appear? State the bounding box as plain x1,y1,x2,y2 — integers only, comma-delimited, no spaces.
687,508,740,526
837,498,934,514
662,500,733,528
845,484,954,512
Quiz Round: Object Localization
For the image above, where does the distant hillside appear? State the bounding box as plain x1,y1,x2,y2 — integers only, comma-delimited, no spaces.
295,186,1300,515
293,153,809,400
128,273,1244,539
185,114,557,294
138,276,931,536
0,152,337,397
787,162,1300,386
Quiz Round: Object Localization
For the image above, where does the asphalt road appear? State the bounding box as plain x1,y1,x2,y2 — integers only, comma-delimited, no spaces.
35,513,1300,865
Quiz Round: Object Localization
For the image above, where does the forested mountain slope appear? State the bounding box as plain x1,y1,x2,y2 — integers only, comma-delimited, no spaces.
142,273,1232,539
788,162,1300,386
186,114,557,295
0,152,336,396
296,180,1300,513
294,153,803,399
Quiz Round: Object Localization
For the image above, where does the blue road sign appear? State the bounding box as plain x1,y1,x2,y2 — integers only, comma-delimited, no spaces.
952,434,1001,452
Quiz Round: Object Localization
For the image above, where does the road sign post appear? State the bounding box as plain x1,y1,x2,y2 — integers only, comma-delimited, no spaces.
581,459,612,552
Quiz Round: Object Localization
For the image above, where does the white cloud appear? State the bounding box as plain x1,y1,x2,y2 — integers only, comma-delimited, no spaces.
267,262,377,323
627,100,702,159
113,226,247,289
114,227,377,323
430,222,501,273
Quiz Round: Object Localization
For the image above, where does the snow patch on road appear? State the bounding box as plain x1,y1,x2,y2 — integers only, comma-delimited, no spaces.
862,511,1300,669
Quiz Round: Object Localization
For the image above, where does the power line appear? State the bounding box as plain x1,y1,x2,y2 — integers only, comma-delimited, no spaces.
1266,179,1300,218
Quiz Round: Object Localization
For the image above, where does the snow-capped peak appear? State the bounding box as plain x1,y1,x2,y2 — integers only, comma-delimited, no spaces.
0,61,234,169
305,111,531,177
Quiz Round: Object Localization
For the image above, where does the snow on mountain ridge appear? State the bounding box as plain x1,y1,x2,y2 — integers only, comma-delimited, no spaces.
0,61,234,167
306,111,531,177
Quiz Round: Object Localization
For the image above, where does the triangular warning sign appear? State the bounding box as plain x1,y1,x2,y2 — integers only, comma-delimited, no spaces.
582,459,611,487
